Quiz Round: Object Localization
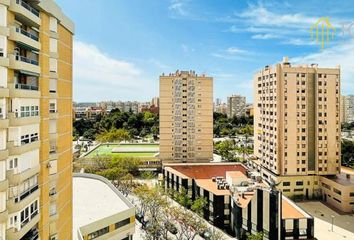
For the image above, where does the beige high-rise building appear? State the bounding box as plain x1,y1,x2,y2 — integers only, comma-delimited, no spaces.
254,57,341,199
227,94,246,117
159,70,213,163
341,95,354,123
0,0,74,239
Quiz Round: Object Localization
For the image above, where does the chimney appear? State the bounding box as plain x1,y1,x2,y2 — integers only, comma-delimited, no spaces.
283,56,289,63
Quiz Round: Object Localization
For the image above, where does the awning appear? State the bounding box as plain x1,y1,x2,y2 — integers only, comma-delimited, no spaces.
20,70,40,77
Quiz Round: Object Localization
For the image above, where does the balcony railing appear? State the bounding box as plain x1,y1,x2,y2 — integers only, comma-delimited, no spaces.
15,83,39,91
14,184,39,203
16,0,40,17
15,55,38,66
15,27,39,41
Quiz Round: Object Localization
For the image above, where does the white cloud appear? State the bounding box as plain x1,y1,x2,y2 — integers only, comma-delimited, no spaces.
252,33,279,39
211,47,251,60
73,40,156,101
225,47,247,54
291,38,354,94
237,4,316,28
168,0,189,17
281,38,316,46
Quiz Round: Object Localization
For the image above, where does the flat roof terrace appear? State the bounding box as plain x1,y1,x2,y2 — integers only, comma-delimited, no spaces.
73,173,135,239
323,173,354,186
164,163,247,180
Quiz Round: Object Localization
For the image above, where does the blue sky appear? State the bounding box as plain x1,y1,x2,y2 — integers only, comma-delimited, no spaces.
56,0,354,103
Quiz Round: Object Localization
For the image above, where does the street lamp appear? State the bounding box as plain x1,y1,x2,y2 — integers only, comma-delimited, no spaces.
331,215,335,232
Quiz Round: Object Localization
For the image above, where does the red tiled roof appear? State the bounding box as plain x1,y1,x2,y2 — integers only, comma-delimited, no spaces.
169,164,247,179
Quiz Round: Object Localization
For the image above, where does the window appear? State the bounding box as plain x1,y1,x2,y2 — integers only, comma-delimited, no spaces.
9,158,18,169
49,79,57,93
49,38,57,53
88,227,109,240
115,218,130,229
283,182,290,186
49,102,56,113
20,106,38,117
49,58,57,72
333,188,342,195
50,235,58,240
49,16,58,32
50,203,57,216
296,181,303,186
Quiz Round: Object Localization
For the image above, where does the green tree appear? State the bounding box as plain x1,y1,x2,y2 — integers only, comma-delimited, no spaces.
96,128,131,143
247,232,263,240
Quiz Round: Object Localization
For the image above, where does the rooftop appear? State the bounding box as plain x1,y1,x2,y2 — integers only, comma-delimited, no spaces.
195,179,231,196
323,172,354,186
164,163,247,180
73,173,134,239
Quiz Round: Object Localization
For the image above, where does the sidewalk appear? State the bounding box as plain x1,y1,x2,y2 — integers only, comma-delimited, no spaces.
298,201,354,239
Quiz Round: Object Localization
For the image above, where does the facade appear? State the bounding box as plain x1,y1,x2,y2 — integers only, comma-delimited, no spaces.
163,163,315,239
253,57,354,211
0,0,74,239
227,94,246,117
231,188,314,240
159,70,213,162
341,95,354,123
73,173,135,240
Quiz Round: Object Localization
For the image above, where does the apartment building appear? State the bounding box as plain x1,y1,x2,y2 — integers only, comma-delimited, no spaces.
0,0,74,239
254,57,341,200
341,95,354,123
227,94,246,117
159,70,213,163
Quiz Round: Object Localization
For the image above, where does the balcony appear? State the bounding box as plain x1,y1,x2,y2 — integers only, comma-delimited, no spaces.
9,27,40,51
6,211,39,240
9,54,40,75
0,114,9,129
0,87,9,98
9,83,40,98
9,0,41,27
8,140,40,156
9,112,40,126
0,51,9,67
0,209,8,223
21,226,39,240
7,165,40,185
0,178,9,192
7,184,39,212
0,149,9,161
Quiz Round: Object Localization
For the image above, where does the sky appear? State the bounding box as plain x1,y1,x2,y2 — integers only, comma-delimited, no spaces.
55,0,354,103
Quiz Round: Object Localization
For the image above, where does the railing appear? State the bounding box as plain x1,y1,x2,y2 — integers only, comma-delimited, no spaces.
15,83,39,91
15,55,38,66
14,184,39,203
15,27,39,41
16,0,40,17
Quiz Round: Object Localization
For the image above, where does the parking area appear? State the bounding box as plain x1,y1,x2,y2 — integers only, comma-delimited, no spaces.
298,201,354,239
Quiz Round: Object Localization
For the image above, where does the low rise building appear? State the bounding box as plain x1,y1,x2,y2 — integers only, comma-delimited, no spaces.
73,173,135,240
163,163,314,239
